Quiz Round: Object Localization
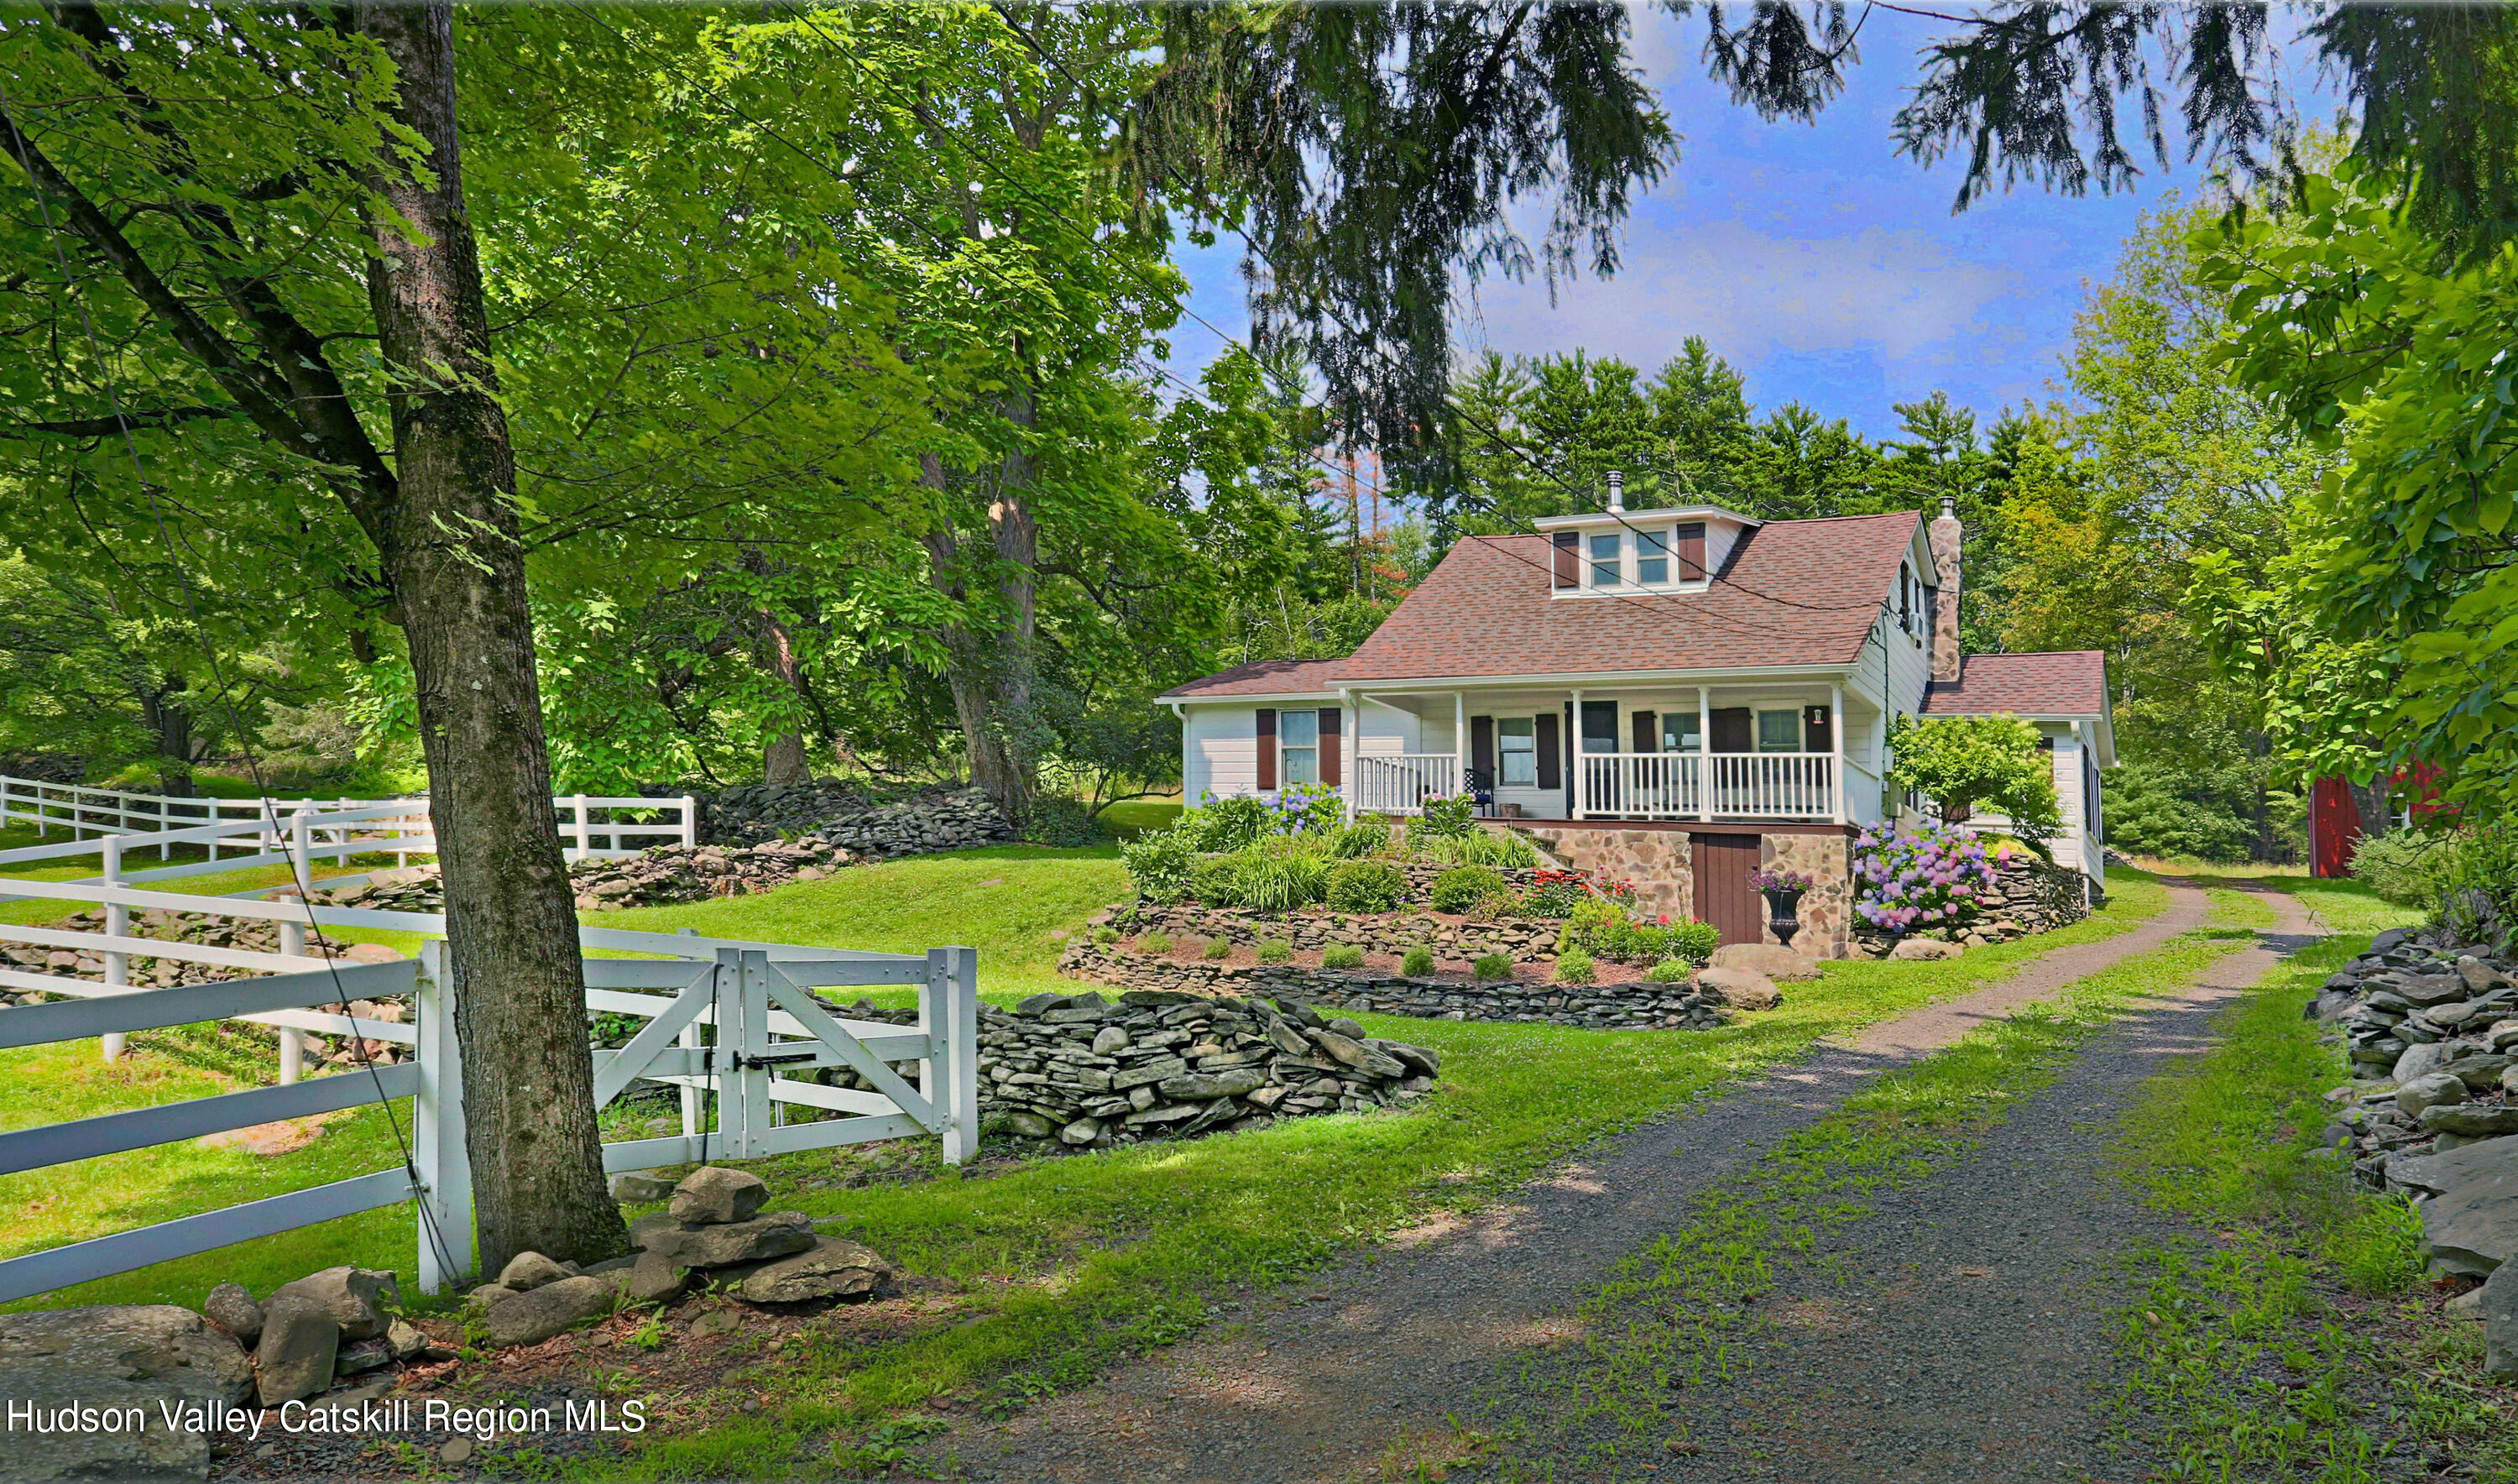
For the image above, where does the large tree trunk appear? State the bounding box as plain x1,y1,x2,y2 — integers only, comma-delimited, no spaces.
758,611,811,785
919,435,1041,823
354,0,621,1271
138,678,194,796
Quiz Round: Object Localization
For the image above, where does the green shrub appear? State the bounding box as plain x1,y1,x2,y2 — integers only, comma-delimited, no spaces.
1091,926,1119,945
1415,828,1541,868
1643,958,1693,982
1408,794,1477,839
1400,944,1435,977
1554,948,1596,984
1325,859,1408,912
1235,839,1331,912
1330,818,1394,859
1203,935,1233,960
1430,865,1505,913
1555,897,1631,958
1472,953,1512,981
1179,794,1275,852
2351,829,2468,907
1321,943,1365,970
1189,854,1243,906
1118,826,1199,903
1138,932,1173,954
1659,918,1721,965
1256,939,1293,964
1021,794,1099,847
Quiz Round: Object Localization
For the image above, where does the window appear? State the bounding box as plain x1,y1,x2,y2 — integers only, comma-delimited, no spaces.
1497,717,1537,786
1660,713,1702,752
1899,563,1913,630
1279,708,1319,785
1635,529,1670,584
1589,531,1622,587
1756,709,1803,753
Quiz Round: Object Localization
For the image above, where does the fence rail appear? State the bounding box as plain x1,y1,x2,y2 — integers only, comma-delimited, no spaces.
1573,750,1838,821
0,772,697,863
0,868,976,1303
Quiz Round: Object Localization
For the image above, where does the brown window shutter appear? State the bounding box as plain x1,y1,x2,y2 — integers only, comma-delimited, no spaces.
1676,522,1706,581
1802,704,1833,755
1255,708,1277,790
1318,708,1342,786
1711,707,1753,753
1471,715,1495,780
1552,531,1580,588
1534,712,1561,791
1631,709,1657,753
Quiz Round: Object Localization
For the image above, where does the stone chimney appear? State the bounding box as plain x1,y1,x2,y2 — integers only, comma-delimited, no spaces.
1606,468,1624,513
1928,495,1963,683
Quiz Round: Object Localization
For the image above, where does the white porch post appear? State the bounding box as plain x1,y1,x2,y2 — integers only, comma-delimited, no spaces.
1340,692,1357,823
1569,688,1586,818
1454,692,1466,798
1830,682,1847,825
1697,687,1713,822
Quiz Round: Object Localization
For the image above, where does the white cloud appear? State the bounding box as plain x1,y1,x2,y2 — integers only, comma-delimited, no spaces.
1455,215,2030,376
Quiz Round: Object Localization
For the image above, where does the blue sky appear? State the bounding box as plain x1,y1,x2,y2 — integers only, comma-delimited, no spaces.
1162,9,2337,443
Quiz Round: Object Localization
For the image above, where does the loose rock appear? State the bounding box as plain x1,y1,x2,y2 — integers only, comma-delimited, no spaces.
670,1166,768,1225
480,1275,614,1348
253,1297,340,1407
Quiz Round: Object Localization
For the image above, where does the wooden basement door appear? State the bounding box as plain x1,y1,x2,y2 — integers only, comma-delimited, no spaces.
1691,833,1764,945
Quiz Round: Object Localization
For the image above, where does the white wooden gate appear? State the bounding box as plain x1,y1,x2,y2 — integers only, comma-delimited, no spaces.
0,906,976,1301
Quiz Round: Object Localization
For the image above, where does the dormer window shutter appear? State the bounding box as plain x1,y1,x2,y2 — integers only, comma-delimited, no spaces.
1255,708,1277,790
1552,532,1580,588
1676,522,1706,581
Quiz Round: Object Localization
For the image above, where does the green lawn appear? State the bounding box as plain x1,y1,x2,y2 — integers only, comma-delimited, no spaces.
3,856,2172,1448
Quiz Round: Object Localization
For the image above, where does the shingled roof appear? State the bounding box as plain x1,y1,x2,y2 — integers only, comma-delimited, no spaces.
1328,510,1920,682
1920,651,2108,716
1160,656,1350,699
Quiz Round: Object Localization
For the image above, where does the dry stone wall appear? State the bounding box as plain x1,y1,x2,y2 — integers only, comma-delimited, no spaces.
818,989,1439,1147
697,783,1012,849
1115,902,1559,961
1055,942,1731,1031
1847,856,2089,956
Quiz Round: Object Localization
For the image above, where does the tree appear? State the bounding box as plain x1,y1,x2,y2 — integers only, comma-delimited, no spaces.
2196,162,2518,823
0,3,938,1269
1885,713,2062,845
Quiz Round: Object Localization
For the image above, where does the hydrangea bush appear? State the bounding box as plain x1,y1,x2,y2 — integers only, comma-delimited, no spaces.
1852,821,1997,936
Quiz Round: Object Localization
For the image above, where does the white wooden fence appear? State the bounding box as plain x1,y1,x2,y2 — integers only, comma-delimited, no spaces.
0,772,697,862
1355,753,1461,815
0,871,978,1303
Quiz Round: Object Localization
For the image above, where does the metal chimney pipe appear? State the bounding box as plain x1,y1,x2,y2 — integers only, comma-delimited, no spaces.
1606,468,1624,513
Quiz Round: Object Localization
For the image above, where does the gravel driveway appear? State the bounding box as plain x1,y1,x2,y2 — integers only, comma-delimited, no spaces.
915,885,2273,1484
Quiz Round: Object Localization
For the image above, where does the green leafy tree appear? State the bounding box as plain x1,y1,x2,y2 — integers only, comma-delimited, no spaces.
1885,714,2062,845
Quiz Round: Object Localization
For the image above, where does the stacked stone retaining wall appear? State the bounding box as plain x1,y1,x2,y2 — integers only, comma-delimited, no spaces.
1055,942,1727,1031
1847,856,2089,956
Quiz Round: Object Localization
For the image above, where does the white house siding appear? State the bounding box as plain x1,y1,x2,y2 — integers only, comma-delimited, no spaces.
1183,704,1259,802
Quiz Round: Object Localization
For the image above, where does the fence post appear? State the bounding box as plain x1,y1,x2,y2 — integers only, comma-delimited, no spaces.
101,837,128,1064
413,940,476,1293
570,793,588,856
679,795,697,849
275,811,311,1085
674,928,704,1140
156,794,170,860
927,946,980,1165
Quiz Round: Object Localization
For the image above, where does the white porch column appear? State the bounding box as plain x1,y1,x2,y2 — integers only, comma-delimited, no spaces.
1454,691,1465,783
1569,688,1585,818
1829,682,1847,825
1697,687,1713,822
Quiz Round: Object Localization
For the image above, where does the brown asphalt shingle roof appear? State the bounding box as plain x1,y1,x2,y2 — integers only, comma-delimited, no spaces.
1160,656,1350,698
1335,511,1921,681
1920,651,2108,716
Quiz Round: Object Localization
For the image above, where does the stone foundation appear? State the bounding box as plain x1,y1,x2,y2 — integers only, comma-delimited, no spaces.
1511,823,1858,958
1761,833,1853,959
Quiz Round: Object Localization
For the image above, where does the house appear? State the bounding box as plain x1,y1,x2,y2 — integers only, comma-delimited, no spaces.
1158,489,2114,958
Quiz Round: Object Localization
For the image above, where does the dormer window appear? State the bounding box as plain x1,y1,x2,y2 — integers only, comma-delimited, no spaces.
1589,532,1622,588
1635,529,1669,584
1535,504,1754,598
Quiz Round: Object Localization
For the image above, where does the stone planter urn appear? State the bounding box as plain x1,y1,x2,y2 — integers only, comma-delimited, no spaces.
1760,888,1805,950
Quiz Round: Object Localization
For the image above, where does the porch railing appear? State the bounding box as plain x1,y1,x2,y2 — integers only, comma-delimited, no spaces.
1356,753,1460,815
1576,751,1837,820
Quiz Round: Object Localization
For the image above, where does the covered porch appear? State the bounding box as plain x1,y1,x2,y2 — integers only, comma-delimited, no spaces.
1340,681,1888,827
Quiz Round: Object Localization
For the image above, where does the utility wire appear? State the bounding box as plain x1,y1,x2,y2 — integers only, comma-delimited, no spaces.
0,70,464,1286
